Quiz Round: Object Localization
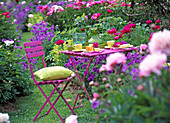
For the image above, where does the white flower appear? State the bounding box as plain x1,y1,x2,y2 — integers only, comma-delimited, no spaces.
13,19,17,23
65,115,78,123
48,1,51,4
27,23,32,28
38,1,41,4
0,113,10,123
21,1,26,5
0,45,2,48
0,2,4,5
28,14,34,18
4,40,14,46
51,5,64,12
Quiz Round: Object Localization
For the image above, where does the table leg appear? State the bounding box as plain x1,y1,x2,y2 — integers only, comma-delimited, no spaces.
68,55,93,109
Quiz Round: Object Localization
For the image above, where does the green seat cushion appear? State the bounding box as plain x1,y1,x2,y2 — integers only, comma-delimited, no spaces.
34,66,74,81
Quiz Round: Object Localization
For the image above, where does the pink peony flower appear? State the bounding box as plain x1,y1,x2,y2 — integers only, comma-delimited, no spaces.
65,115,78,123
27,23,32,28
93,93,100,98
139,44,148,53
102,77,107,81
137,84,144,91
99,64,106,72
156,19,161,23
106,53,126,71
146,20,152,25
139,54,167,77
149,29,170,55
105,83,110,88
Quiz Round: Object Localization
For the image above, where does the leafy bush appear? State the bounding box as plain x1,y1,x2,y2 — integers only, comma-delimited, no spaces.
0,43,32,103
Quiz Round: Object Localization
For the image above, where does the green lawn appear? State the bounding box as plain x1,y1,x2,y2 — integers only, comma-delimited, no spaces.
3,32,96,123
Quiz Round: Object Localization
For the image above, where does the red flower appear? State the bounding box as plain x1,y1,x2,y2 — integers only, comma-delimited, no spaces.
93,42,99,48
108,28,117,35
169,26,170,28
55,39,65,45
81,28,85,31
146,20,152,25
119,33,122,38
2,12,10,18
155,25,161,30
15,0,19,2
131,23,136,28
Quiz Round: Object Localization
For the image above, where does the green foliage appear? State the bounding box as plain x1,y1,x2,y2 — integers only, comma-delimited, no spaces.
0,44,32,103
0,10,17,45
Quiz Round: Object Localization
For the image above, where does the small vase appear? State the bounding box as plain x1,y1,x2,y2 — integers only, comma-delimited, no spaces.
88,28,102,44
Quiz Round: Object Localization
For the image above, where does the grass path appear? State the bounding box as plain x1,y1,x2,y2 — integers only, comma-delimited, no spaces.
3,32,95,123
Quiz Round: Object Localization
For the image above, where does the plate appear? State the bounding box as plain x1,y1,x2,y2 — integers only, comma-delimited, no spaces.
104,46,111,49
72,50,84,52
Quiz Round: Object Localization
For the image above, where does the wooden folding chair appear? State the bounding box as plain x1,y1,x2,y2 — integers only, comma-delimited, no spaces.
23,41,76,122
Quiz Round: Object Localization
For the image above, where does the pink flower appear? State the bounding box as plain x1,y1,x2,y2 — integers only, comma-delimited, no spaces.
155,25,161,30
113,42,122,47
149,29,170,55
106,53,126,71
139,54,167,77
91,13,101,21
93,42,99,48
146,20,152,25
65,115,78,123
139,44,148,53
27,23,32,28
105,83,110,88
137,84,144,91
156,19,161,23
93,93,100,98
28,14,34,18
114,36,119,40
108,28,117,34
107,8,113,13
102,77,107,81
99,64,106,72
117,78,122,82
81,28,85,31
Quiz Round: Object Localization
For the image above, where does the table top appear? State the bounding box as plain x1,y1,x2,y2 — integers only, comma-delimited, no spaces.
59,47,138,57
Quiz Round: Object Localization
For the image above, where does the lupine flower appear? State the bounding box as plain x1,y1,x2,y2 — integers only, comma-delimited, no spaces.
55,39,65,45
91,99,100,109
106,53,126,71
65,115,78,123
139,54,167,77
149,29,170,55
146,20,152,25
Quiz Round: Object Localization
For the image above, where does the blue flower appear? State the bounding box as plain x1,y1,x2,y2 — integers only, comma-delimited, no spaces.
91,99,100,109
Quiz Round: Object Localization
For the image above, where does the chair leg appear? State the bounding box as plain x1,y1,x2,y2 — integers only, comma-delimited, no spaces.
33,83,64,122
46,81,76,115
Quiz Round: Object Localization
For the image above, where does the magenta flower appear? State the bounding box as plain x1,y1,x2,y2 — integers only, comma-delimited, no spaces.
93,42,99,48
114,36,119,40
156,19,161,23
146,20,152,25
91,13,101,21
107,8,113,13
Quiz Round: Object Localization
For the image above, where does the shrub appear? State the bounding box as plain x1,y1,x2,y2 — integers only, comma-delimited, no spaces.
0,43,32,103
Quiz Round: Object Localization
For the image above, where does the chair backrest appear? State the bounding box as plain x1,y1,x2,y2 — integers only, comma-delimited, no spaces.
23,41,46,83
